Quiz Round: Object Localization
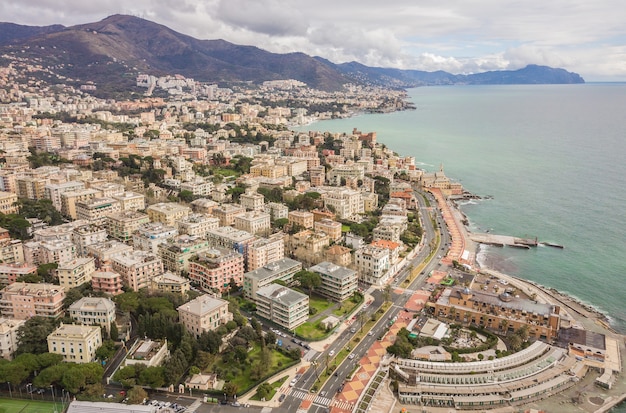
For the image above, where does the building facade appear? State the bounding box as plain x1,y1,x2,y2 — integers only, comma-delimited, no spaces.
57,257,96,291
255,284,309,330
309,261,358,302
68,297,116,333
177,295,232,338
188,248,245,293
0,282,65,319
47,323,102,364
243,258,302,300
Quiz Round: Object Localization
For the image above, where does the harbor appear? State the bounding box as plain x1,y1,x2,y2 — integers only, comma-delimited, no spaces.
469,233,564,249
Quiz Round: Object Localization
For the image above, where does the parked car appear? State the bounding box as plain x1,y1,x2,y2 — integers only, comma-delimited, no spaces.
279,394,286,402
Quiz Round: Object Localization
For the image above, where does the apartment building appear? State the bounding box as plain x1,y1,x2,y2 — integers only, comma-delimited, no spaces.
150,272,190,296
177,214,220,238
321,188,364,220
240,190,265,211
158,235,210,275
255,284,309,330
212,203,246,227
124,339,169,368
47,323,102,364
44,181,85,211
243,258,302,300
110,250,164,292
309,165,325,187
188,248,244,293
91,269,124,296
355,245,390,286
71,224,108,256
288,230,330,266
314,218,342,242
85,240,133,268
246,234,285,272
146,202,191,226
0,318,26,360
324,244,353,267
16,176,47,200
105,211,151,243
177,294,232,338
288,210,314,229
0,239,25,264
57,257,96,291
206,226,256,255
61,188,101,219
88,182,125,197
0,262,37,287
180,178,214,197
309,262,358,302
132,222,179,254
0,282,65,319
190,198,218,215
111,191,146,212
0,191,18,215
32,220,89,242
76,197,122,225
68,297,116,333
264,202,289,222
234,211,271,236
23,239,76,266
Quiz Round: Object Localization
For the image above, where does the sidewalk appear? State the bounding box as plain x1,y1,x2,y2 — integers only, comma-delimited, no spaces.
237,361,310,408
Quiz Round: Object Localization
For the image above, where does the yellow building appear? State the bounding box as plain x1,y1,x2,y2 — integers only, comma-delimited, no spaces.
47,323,102,364
57,257,96,291
146,202,191,226
105,211,151,242
0,191,18,215
177,294,232,338
288,210,314,229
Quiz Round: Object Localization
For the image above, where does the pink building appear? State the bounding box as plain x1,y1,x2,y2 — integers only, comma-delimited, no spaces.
91,269,124,296
0,282,65,319
188,248,244,293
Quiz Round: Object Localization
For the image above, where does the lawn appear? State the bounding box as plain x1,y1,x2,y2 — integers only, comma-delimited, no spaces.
250,375,288,401
331,295,363,317
307,293,334,315
0,398,58,413
209,344,296,393
295,319,329,340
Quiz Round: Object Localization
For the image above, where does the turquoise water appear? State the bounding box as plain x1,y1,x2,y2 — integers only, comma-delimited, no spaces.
294,84,626,335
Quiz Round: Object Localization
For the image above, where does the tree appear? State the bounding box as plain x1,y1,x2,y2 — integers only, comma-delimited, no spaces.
0,362,29,386
113,291,140,313
37,263,58,283
96,340,117,361
178,190,195,203
37,353,64,369
127,386,148,405
16,273,42,283
62,365,87,394
295,270,322,296
110,323,119,341
255,382,273,401
139,366,165,389
223,381,238,397
16,316,58,355
383,284,392,304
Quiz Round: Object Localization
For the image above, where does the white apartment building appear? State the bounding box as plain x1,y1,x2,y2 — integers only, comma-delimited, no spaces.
88,182,125,197
23,239,77,266
309,261,358,302
76,197,122,225
255,284,308,330
246,233,285,271
112,191,146,211
321,188,364,220
0,318,26,360
57,257,96,291
68,297,116,333
177,295,232,338
355,245,391,286
105,211,151,243
180,178,214,197
146,202,191,226
132,222,179,254
71,224,108,256
85,240,133,268
243,258,302,300
47,323,102,364
177,214,220,238
239,190,265,211
264,202,289,221
234,211,271,236
45,181,85,212
110,250,164,292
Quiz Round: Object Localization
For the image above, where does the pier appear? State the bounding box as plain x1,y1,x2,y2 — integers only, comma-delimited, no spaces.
469,233,538,248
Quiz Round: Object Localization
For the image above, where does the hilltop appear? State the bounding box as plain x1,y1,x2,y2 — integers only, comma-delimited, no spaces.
0,14,584,94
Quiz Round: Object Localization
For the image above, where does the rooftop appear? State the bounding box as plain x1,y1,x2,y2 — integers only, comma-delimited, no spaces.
177,294,228,316
244,258,302,281
309,261,356,280
256,283,308,307
69,296,116,313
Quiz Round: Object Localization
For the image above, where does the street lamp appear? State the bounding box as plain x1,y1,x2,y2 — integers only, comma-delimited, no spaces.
7,382,11,398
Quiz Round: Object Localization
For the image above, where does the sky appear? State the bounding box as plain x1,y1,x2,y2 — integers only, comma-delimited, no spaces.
2,0,626,81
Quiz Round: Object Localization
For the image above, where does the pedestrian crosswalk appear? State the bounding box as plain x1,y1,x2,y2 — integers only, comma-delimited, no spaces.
287,388,355,411
186,399,203,413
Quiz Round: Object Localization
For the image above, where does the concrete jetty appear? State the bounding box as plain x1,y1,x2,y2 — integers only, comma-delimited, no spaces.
469,232,538,248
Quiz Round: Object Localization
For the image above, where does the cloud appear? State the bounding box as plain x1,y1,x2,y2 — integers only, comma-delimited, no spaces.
1,0,626,79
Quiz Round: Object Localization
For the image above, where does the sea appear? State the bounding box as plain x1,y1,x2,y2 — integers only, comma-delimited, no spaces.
293,83,626,334
294,83,626,410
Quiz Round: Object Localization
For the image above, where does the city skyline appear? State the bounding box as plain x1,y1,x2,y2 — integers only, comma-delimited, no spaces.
1,0,625,81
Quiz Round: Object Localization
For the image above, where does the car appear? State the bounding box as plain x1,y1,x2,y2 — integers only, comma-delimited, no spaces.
278,394,286,402
219,400,228,405
329,350,335,356
348,353,355,360
231,402,241,407
333,372,338,377
350,327,356,333
320,391,326,397
367,331,373,336
291,338,297,343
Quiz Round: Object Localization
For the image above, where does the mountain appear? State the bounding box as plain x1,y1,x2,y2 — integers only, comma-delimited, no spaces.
0,22,64,46
0,15,584,95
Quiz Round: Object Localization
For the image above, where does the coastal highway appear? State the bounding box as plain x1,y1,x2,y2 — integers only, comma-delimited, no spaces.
277,188,449,413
